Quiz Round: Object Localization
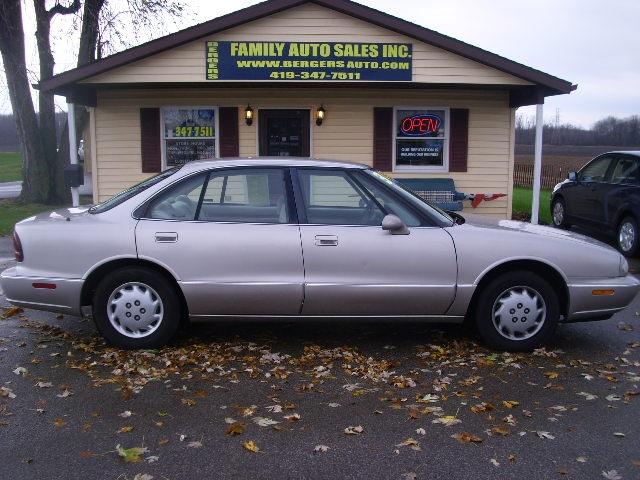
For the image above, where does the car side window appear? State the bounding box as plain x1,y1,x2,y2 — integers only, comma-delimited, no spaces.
610,157,640,185
197,168,289,223
297,170,385,226
579,156,613,183
352,171,422,226
147,173,208,220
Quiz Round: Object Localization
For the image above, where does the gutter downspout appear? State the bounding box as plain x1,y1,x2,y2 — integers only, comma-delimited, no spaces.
67,101,79,207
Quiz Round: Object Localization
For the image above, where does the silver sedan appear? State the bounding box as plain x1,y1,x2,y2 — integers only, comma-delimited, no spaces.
2,159,638,351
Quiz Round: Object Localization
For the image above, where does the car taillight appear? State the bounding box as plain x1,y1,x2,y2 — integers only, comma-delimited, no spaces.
12,231,23,262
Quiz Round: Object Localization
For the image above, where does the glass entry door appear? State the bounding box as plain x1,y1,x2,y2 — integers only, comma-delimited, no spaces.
259,109,310,157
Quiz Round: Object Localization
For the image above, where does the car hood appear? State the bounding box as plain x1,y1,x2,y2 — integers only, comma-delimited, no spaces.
458,213,615,250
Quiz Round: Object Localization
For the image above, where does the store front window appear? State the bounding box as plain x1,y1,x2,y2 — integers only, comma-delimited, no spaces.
394,107,449,172
162,107,218,166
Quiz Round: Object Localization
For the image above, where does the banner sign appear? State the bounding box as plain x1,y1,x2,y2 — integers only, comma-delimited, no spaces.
206,41,412,81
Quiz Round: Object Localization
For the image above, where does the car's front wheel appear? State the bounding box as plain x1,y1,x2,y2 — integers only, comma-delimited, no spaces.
92,267,181,349
617,216,639,257
551,197,570,229
474,271,560,351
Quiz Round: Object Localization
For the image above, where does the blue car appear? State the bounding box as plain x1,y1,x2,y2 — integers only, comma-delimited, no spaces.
551,151,640,256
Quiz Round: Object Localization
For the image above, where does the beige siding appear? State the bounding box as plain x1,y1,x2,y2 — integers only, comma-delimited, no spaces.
83,4,530,87
93,87,512,218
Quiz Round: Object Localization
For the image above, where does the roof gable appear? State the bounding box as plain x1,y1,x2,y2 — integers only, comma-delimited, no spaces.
39,0,574,96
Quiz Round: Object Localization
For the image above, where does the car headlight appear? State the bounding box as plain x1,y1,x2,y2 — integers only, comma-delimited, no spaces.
619,255,629,276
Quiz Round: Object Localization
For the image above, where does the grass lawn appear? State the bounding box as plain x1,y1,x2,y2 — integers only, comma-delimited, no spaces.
0,152,22,182
0,200,51,236
512,187,552,224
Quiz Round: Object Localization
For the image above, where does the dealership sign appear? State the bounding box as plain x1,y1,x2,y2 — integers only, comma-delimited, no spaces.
206,41,412,81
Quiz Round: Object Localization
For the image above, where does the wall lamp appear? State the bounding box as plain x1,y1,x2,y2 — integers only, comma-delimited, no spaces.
316,105,325,126
245,104,254,126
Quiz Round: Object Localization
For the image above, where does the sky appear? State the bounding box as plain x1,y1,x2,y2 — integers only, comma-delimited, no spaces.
2,0,639,128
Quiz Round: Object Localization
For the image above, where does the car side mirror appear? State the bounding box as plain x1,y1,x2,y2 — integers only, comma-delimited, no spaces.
381,214,410,235
568,171,577,182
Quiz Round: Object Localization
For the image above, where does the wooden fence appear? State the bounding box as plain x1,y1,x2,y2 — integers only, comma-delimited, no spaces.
513,163,570,190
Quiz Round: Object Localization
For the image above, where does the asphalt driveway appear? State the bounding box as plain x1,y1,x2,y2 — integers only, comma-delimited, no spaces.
1,265,639,479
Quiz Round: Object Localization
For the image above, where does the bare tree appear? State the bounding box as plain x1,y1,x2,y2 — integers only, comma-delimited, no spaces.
0,0,188,205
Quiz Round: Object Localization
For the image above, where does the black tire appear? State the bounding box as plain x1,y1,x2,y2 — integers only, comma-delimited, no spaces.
474,271,560,352
551,196,570,229
617,216,639,257
92,267,181,349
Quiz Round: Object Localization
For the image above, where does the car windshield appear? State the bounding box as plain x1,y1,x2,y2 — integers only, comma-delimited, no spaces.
365,170,455,225
89,167,180,214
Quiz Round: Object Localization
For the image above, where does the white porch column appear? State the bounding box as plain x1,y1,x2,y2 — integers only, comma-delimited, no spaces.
67,102,79,207
531,102,544,224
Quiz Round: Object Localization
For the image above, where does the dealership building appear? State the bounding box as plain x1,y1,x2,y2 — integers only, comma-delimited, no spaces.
40,0,574,218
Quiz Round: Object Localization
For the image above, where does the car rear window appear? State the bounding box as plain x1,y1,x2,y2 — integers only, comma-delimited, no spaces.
89,167,180,214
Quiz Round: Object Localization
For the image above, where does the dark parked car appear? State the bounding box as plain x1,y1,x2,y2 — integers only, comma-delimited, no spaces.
551,151,640,256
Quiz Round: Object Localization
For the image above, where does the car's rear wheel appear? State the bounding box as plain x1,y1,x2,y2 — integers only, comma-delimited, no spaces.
551,197,570,229
474,271,560,351
92,267,180,349
617,216,639,257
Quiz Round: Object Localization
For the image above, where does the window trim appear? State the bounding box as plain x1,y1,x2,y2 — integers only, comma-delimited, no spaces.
609,154,640,186
290,167,437,227
392,106,450,173
160,106,220,169
136,166,297,225
577,154,617,183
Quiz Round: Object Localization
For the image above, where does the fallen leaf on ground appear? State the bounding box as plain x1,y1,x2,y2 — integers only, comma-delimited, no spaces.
35,382,52,388
490,426,510,436
253,417,279,427
396,438,421,451
344,425,364,435
314,445,329,453
284,413,301,422
452,432,483,444
119,411,132,418
432,416,461,426
243,440,260,453
535,431,555,440
187,441,202,448
601,470,622,480
116,444,148,463
117,426,134,433
502,400,519,409
577,456,588,463
416,428,426,435
226,422,245,436
1,307,23,319
133,474,153,480
613,432,626,438
53,418,67,428
12,367,27,376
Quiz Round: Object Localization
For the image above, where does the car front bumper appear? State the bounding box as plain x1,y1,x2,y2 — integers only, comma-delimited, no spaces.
566,274,640,322
0,267,83,316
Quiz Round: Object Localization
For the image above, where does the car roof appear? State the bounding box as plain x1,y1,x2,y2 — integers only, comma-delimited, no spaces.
608,151,640,156
179,157,369,172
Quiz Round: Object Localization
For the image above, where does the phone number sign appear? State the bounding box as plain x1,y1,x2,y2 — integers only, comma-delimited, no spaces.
206,41,412,81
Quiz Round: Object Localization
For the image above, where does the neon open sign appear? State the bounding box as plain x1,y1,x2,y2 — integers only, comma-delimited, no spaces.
400,114,442,136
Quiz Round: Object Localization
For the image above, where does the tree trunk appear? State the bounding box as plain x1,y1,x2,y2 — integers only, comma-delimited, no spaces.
0,0,50,203
54,0,104,204
33,0,67,203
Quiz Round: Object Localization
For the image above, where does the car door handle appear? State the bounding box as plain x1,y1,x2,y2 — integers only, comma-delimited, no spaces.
155,232,178,243
314,235,338,246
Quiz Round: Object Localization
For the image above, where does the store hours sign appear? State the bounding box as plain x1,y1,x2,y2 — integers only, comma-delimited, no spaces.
206,41,412,81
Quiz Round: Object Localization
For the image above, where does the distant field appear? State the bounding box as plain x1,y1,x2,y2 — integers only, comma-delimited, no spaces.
0,152,22,182
515,144,640,171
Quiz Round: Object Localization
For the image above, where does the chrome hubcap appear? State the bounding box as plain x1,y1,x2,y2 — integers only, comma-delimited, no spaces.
619,222,635,252
107,282,163,338
492,286,546,341
552,201,564,225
